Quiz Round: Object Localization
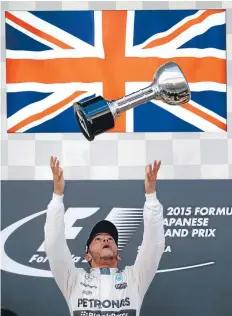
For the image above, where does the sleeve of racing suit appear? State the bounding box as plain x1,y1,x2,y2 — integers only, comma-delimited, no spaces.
44,193,78,301
132,191,165,300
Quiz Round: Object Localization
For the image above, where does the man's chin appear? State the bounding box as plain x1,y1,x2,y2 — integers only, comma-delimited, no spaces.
101,256,114,262
100,250,115,260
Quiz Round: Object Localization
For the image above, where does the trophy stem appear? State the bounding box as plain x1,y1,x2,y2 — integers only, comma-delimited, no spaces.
109,84,159,118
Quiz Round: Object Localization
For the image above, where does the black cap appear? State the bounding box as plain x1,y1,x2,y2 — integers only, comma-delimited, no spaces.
86,220,118,252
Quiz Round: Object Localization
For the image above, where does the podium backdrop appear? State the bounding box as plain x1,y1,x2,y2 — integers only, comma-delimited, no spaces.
1,180,232,316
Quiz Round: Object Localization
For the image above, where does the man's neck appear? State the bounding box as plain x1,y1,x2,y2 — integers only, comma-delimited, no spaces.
90,260,117,269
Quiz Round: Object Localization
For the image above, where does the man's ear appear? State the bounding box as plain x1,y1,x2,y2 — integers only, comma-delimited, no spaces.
84,253,92,263
117,252,121,261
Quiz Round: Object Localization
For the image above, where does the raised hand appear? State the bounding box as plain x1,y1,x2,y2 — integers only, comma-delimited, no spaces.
50,156,65,196
145,160,161,194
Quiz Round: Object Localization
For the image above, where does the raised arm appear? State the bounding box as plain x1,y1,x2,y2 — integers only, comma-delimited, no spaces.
44,157,77,301
133,161,165,300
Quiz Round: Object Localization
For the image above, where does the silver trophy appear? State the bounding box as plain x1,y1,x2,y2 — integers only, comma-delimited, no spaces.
73,61,191,141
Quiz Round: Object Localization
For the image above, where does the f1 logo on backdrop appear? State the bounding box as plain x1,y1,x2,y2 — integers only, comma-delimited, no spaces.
1,205,216,278
0,207,144,277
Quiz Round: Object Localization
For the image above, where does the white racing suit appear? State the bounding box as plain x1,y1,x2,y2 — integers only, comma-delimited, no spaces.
44,192,165,316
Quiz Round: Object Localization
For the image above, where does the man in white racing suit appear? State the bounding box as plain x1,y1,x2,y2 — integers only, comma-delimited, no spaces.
44,157,165,316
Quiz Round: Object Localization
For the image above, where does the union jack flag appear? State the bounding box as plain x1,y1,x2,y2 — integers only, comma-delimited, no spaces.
5,10,226,133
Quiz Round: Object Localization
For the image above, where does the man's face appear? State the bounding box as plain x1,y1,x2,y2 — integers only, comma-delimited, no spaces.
86,233,119,264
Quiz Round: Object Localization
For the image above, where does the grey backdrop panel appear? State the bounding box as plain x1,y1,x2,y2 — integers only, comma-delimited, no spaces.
1,180,232,316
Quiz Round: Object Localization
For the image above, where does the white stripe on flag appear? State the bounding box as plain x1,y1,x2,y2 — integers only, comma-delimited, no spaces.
7,83,103,131
152,100,224,132
160,12,225,50
16,93,93,132
6,49,104,59
126,10,205,53
127,47,225,59
126,109,134,132
7,82,103,93
8,11,104,57
188,100,226,124
189,82,226,92
7,89,76,130
6,18,58,50
131,11,225,51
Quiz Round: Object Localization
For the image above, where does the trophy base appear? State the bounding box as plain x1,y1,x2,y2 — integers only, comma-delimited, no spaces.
73,96,115,141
